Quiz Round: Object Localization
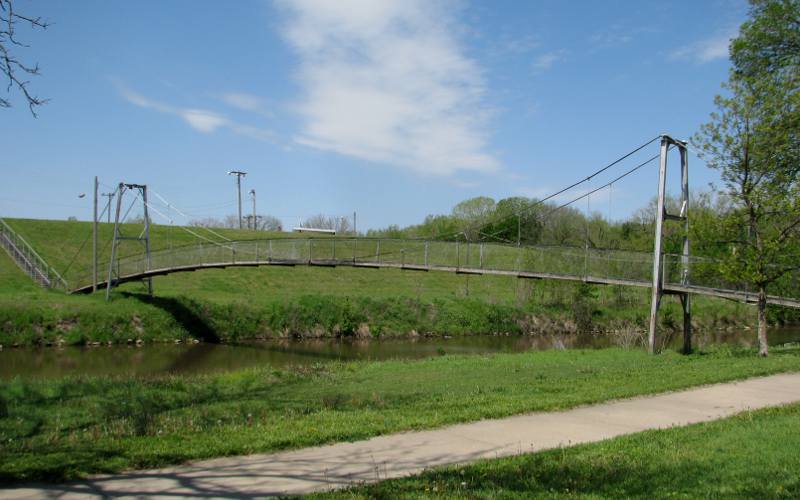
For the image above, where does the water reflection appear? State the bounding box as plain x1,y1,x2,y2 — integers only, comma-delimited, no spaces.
1,327,798,380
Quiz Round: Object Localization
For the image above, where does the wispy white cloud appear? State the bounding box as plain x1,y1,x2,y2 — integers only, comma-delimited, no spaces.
277,0,499,176
532,50,567,71
116,83,276,141
670,31,735,64
180,109,229,133
221,92,268,114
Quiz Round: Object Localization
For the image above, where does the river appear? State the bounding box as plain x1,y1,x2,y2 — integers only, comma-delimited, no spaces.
1,327,798,379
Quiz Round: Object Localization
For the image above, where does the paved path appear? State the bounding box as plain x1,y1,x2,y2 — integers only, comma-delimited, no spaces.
6,373,800,499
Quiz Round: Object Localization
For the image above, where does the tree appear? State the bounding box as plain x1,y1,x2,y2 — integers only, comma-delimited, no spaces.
1,0,49,115
730,0,799,80
302,214,351,233
452,196,496,240
190,214,284,232
693,0,800,356
256,215,283,232
481,197,544,245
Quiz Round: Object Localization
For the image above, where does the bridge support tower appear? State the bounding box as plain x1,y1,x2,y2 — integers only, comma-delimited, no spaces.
105,183,153,301
649,136,691,354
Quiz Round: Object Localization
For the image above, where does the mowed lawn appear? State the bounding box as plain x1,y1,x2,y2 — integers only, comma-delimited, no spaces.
319,402,800,499
2,346,799,483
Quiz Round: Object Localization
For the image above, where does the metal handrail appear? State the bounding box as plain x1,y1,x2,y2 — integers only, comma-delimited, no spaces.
59,235,798,303
0,218,68,290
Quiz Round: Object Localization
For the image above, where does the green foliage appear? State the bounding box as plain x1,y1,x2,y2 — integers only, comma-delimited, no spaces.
692,0,800,354
730,0,800,80
571,283,598,332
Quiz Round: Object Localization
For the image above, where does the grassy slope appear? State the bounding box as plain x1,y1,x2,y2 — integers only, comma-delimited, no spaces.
0,218,757,345
326,403,800,499
2,218,293,283
1,347,799,483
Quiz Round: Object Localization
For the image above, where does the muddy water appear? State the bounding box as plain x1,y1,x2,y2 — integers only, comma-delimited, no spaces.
1,327,798,380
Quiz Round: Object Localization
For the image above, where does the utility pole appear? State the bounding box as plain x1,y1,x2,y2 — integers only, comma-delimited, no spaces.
101,192,115,223
353,211,357,236
250,189,256,231
228,170,247,229
92,176,98,293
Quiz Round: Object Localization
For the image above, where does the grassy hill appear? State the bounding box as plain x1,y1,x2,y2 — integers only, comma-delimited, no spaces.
0,217,758,346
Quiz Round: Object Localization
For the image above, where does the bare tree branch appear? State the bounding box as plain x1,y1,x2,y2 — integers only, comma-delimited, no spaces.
0,0,49,116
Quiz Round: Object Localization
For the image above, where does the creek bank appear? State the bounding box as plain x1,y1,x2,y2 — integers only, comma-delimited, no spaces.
0,293,761,347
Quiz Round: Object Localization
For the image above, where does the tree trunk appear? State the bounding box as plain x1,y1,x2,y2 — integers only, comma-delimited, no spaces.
757,286,769,357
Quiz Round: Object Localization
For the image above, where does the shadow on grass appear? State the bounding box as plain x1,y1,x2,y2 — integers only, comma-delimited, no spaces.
122,292,220,343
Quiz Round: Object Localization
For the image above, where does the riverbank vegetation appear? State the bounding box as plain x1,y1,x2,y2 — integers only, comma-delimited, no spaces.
322,402,800,498
0,239,758,346
2,346,800,483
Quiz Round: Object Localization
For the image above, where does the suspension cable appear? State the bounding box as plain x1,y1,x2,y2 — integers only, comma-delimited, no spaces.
151,190,233,242
143,200,233,249
422,135,662,242
58,200,112,277
539,151,663,221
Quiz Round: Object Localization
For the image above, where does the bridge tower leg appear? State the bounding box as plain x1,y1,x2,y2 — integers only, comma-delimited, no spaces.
648,136,691,354
105,183,153,301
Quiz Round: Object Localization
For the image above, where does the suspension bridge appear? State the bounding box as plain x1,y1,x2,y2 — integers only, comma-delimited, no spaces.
2,135,799,353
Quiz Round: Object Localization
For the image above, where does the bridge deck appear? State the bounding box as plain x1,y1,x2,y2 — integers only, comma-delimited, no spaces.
72,257,800,309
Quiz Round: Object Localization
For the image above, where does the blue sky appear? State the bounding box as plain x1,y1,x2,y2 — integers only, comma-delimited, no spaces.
1,0,747,230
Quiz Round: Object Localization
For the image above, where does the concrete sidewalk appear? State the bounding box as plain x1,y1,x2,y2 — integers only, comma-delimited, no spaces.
5,373,800,499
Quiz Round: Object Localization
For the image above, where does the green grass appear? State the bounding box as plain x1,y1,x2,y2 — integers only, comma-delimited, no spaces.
323,403,800,498
1,217,297,287
0,218,759,345
1,346,800,483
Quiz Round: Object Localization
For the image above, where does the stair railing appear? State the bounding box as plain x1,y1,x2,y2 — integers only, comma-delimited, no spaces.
0,218,69,291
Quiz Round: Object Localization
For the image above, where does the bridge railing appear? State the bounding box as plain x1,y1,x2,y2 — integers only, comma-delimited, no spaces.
72,237,799,302
663,253,800,300
79,238,658,290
